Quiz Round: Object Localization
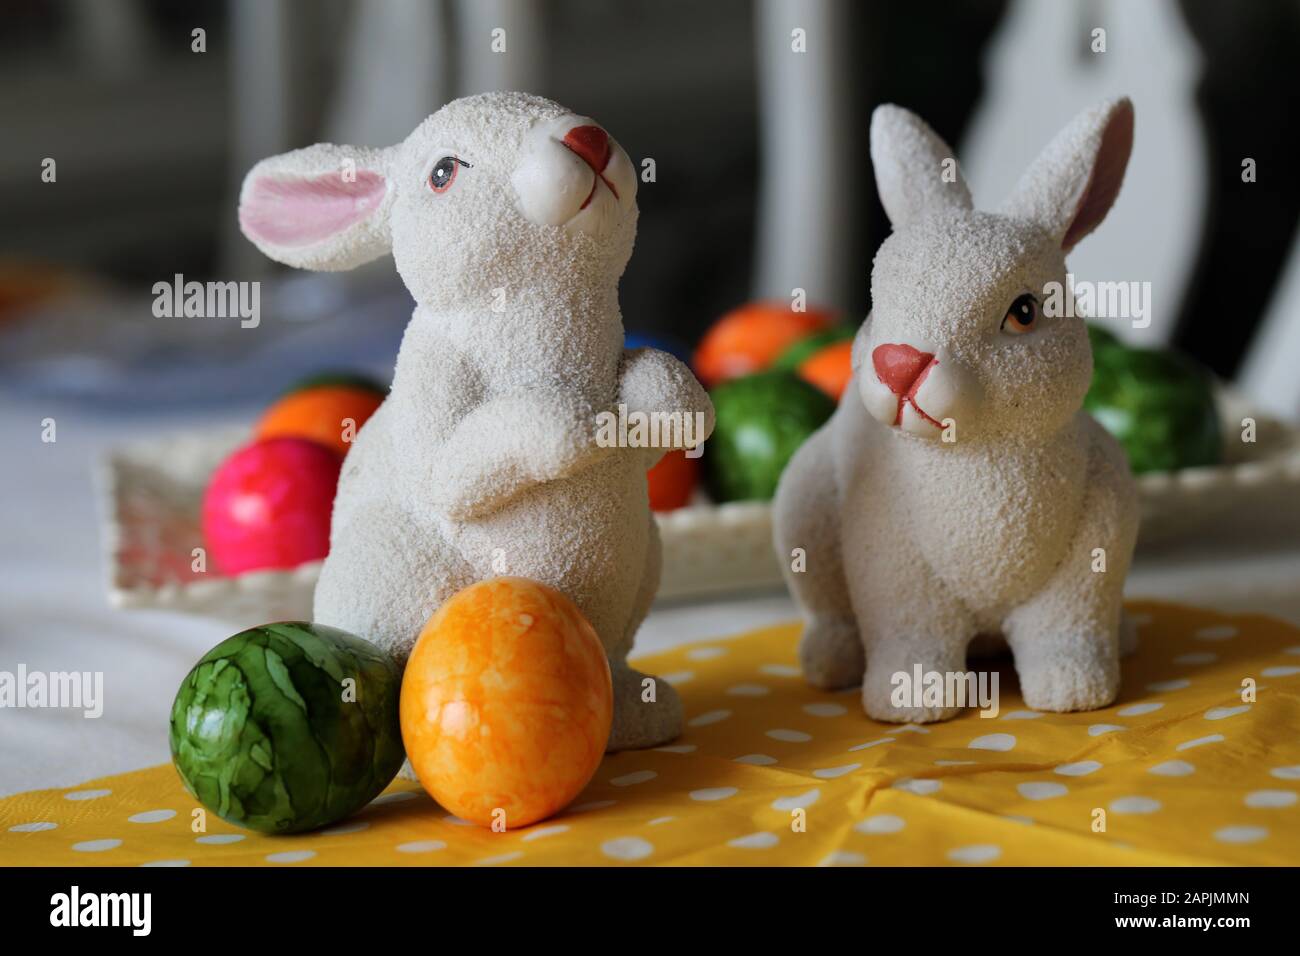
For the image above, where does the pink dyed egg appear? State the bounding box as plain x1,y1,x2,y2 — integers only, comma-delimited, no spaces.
202,437,341,574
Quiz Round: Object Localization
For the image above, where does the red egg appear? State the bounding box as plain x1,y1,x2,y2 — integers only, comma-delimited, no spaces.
202,437,341,574
647,449,699,512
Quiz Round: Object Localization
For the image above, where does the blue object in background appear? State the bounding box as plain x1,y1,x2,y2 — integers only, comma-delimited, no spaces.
625,331,691,364
0,274,405,412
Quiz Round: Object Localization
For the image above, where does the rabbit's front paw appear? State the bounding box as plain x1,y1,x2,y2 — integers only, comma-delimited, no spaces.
427,482,486,521
617,348,715,448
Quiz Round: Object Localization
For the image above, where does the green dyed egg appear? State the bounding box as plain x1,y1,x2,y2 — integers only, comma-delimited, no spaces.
169,622,404,834
705,370,836,502
773,326,857,371
1086,322,1124,363
285,371,387,396
1084,343,1222,474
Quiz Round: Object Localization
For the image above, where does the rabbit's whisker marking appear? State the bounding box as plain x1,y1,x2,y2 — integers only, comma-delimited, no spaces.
885,356,939,428
901,359,939,426
573,169,621,211
561,131,621,208
905,398,945,430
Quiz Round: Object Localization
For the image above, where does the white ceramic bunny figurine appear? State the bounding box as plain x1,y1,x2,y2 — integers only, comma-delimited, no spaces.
238,92,712,750
774,99,1140,723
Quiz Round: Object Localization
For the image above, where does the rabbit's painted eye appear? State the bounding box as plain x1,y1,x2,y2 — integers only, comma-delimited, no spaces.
1001,294,1039,335
428,156,470,194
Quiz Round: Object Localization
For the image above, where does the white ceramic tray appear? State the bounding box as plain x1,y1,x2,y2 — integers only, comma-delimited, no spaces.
100,391,1300,625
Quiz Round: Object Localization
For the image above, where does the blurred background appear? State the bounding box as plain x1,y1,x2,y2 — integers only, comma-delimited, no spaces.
2,0,1299,413
4,0,1300,796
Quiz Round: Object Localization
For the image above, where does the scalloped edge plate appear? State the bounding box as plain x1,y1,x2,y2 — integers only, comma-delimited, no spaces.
99,391,1300,621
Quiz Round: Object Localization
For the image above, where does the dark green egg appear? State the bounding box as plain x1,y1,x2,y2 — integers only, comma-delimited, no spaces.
1084,334,1222,474
169,622,404,834
1086,322,1124,363
705,370,836,502
284,371,388,396
772,326,857,371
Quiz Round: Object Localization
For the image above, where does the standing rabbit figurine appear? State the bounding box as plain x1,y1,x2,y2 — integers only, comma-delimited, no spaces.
774,99,1140,723
238,92,712,750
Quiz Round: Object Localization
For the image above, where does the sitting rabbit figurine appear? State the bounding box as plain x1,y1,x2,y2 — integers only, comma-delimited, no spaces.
774,99,1140,723
238,92,712,750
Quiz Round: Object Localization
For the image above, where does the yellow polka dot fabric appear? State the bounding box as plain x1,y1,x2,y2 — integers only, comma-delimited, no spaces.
3,601,1298,866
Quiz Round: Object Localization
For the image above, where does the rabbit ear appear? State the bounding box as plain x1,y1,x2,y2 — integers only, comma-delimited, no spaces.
870,105,973,228
1000,98,1134,253
238,143,396,271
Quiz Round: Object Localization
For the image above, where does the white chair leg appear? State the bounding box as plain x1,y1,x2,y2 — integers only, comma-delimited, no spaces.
326,0,452,147
752,0,859,314
225,0,303,275
452,0,545,96
1239,228,1300,424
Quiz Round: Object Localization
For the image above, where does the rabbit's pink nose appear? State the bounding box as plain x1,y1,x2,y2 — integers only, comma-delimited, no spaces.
562,125,611,172
873,344,936,395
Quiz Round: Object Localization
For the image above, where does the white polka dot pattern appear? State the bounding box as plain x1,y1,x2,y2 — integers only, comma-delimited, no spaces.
1,606,1296,866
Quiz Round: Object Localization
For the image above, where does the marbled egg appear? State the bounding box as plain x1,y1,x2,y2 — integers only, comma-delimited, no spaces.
170,622,404,834
401,578,612,829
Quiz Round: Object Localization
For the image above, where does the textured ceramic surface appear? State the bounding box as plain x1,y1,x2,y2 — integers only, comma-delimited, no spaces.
170,621,404,833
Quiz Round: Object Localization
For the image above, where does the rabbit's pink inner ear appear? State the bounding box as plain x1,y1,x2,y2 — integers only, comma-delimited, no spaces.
1062,102,1134,251
239,170,387,248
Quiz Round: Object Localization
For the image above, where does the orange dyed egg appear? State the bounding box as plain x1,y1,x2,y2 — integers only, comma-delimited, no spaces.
693,301,834,388
647,449,698,512
400,577,613,829
798,339,854,400
255,385,384,458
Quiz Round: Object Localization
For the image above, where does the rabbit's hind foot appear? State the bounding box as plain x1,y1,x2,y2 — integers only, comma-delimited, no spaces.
1119,610,1139,657
605,663,683,752
1007,628,1121,714
798,615,864,690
